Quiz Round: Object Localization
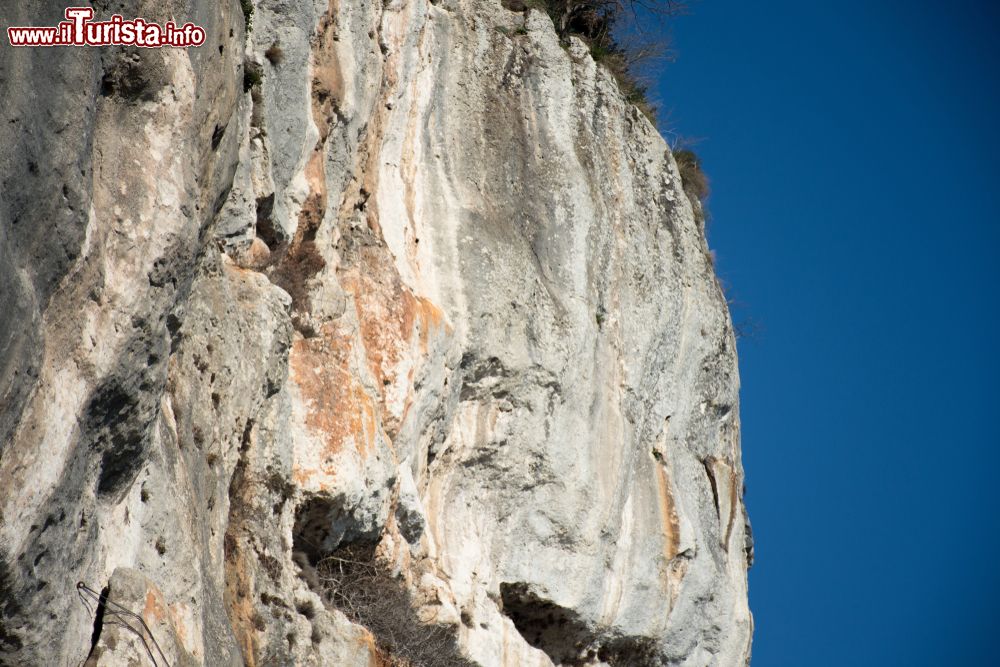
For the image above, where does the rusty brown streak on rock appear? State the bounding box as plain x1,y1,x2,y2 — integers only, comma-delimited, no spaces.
340,252,448,440
223,457,259,666
655,465,681,562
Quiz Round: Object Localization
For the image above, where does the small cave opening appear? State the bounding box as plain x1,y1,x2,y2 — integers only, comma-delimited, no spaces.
291,496,343,566
499,582,596,665
498,583,660,667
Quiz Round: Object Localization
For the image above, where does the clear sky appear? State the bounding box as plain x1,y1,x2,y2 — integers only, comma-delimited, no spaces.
651,1,1000,665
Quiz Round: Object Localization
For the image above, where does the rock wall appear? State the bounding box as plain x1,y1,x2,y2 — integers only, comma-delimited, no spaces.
0,0,752,665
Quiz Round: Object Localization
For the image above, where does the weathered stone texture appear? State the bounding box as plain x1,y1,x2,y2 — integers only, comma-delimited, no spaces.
0,1,750,665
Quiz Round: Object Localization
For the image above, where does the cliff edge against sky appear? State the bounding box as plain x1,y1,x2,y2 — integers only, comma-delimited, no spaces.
0,1,751,665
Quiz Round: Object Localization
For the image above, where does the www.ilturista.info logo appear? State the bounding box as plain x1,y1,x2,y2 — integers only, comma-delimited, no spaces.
7,7,206,47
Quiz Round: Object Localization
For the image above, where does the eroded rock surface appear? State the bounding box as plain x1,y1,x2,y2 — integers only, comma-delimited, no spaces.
0,1,751,665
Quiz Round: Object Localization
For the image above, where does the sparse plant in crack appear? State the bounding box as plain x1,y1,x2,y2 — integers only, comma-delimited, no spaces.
243,60,263,92
672,147,709,224
503,0,689,124
240,0,254,32
304,541,476,667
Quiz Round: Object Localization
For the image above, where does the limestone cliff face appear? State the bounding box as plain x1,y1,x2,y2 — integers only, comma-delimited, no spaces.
0,1,751,665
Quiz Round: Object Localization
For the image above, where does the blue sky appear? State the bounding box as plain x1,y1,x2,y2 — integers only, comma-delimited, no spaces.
652,1,1000,665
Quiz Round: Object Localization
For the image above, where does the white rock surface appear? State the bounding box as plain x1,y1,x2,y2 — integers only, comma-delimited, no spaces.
0,1,751,665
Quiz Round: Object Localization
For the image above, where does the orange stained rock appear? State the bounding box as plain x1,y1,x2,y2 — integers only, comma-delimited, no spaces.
142,588,166,625
290,321,381,486
223,540,258,667
655,465,681,562
339,255,449,437
167,603,190,653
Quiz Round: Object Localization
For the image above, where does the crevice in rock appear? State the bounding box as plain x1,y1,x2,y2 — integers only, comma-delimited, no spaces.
211,123,227,151
222,419,258,663
254,194,280,249
703,457,720,521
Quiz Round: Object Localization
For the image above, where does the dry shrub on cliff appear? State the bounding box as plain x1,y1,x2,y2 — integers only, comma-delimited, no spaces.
673,148,709,202
243,60,263,92
268,240,325,314
265,43,284,65
506,0,688,123
316,543,475,667
263,191,328,334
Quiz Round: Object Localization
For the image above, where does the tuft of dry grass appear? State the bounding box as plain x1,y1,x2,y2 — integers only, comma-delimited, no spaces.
673,148,709,203
502,0,688,124
264,43,284,65
314,542,476,667
268,241,325,314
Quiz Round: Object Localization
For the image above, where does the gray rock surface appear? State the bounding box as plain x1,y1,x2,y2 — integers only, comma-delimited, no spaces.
0,1,751,665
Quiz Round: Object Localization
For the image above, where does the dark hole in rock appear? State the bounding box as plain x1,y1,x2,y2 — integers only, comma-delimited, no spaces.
0,547,24,651
499,582,595,665
254,194,280,249
85,377,156,501
211,123,226,150
101,51,165,101
499,582,661,666
96,431,146,498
